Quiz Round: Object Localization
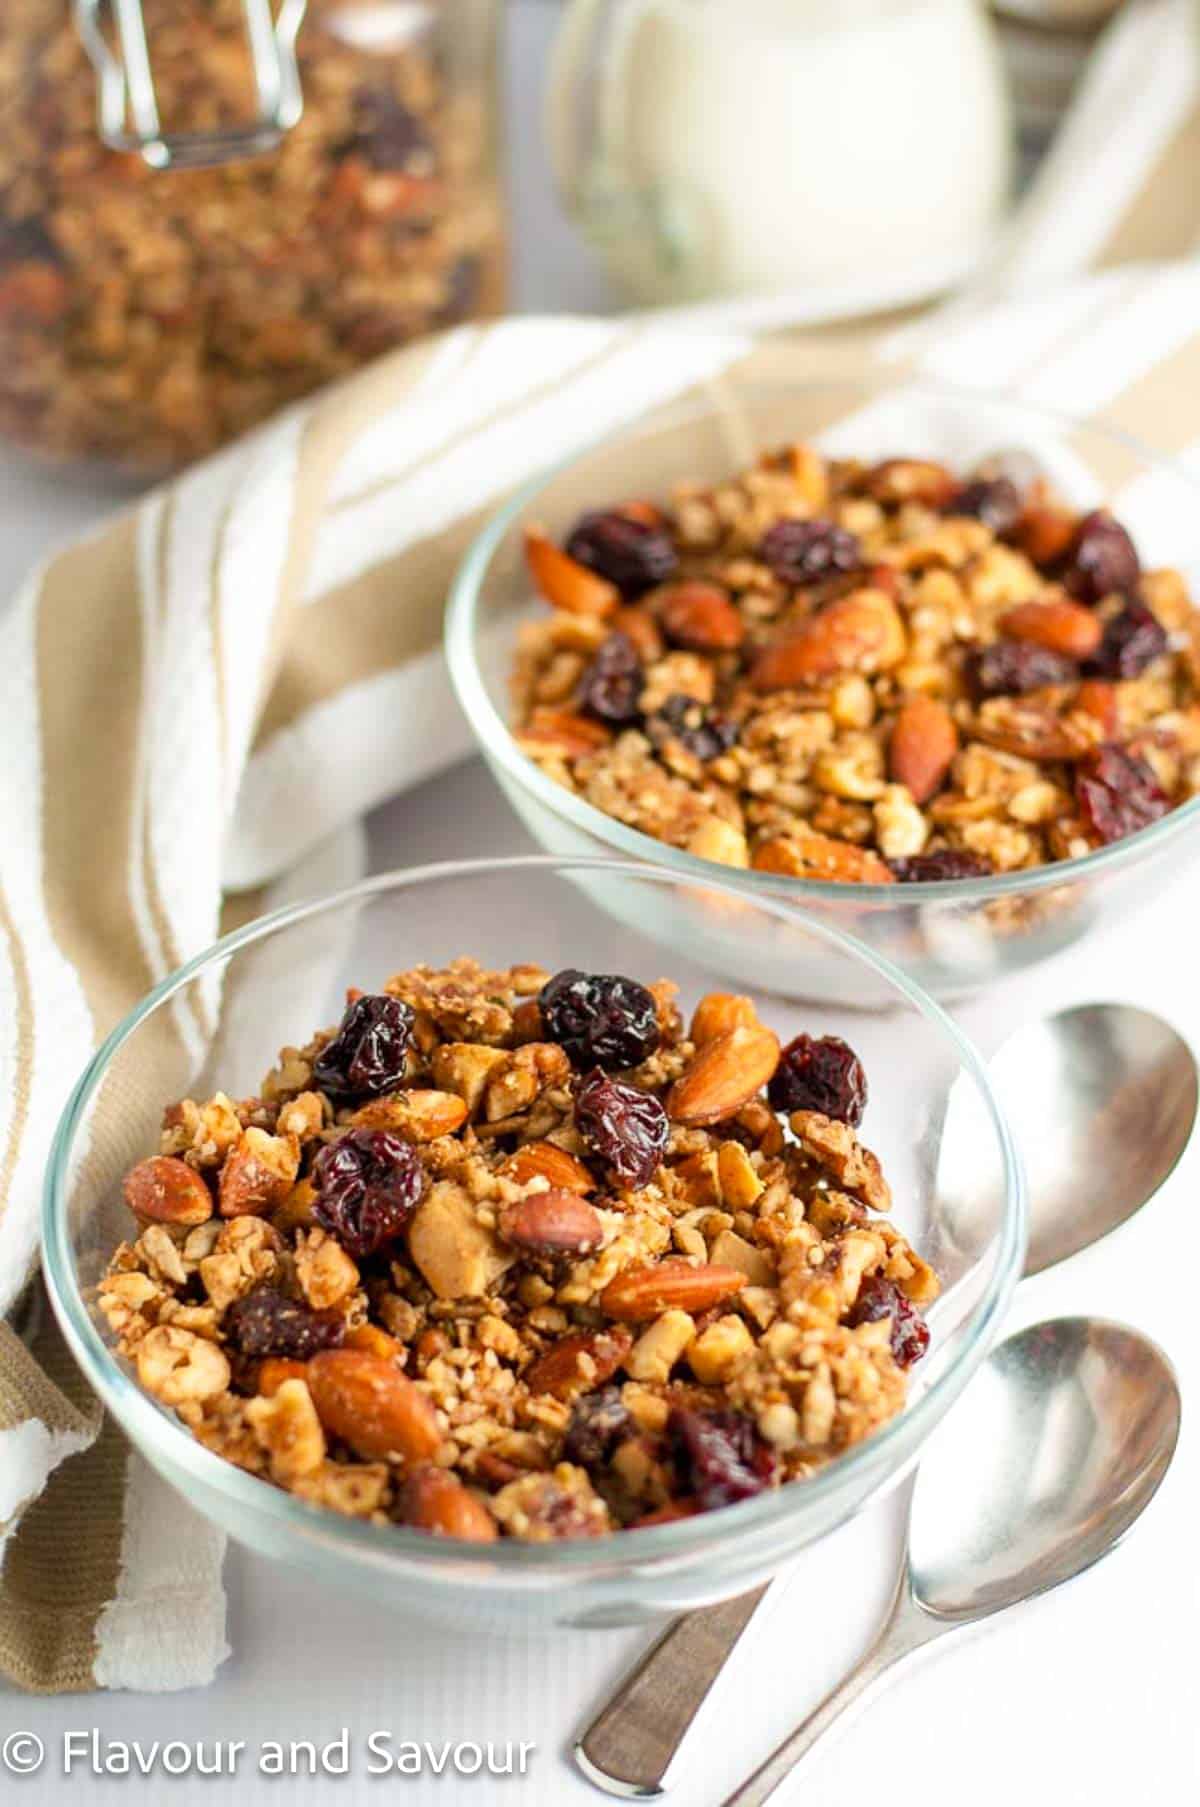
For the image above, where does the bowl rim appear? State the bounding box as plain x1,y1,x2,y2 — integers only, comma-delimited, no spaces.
444,373,1200,905
42,853,1027,1577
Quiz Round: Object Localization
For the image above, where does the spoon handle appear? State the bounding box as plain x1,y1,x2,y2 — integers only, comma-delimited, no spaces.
721,1572,942,1807
575,1585,772,1796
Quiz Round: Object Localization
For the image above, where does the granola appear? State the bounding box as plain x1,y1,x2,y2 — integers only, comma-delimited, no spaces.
510,454,1200,881
0,0,502,467
99,959,938,1541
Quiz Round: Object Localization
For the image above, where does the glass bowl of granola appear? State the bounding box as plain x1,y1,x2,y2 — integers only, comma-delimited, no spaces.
446,375,1200,1003
43,856,1024,1632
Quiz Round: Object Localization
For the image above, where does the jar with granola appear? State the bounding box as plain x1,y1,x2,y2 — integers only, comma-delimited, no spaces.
0,0,505,469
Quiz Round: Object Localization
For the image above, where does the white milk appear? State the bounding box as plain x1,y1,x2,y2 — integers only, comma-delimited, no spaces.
580,0,1013,302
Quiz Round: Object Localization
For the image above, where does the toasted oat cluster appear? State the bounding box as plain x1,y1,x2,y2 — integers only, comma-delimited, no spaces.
511,452,1200,881
99,960,938,1541
0,0,501,466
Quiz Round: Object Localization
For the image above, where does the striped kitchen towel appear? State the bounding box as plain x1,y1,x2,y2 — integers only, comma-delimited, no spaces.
3,0,1200,1696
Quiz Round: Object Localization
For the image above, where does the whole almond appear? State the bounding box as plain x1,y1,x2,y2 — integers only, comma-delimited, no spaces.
668,1024,780,1126
307,1350,441,1464
1014,504,1078,567
499,1189,605,1257
398,1466,498,1542
689,991,758,1048
752,833,895,885
658,581,745,652
524,527,618,618
888,695,959,804
518,708,613,760
123,1155,214,1226
751,588,906,690
998,598,1102,660
501,1141,596,1193
600,1259,747,1323
523,1328,633,1400
350,1089,469,1141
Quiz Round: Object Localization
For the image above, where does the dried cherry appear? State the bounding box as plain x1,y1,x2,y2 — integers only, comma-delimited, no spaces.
574,1068,669,1189
540,969,661,1070
312,1129,426,1258
768,1033,867,1126
312,994,414,1101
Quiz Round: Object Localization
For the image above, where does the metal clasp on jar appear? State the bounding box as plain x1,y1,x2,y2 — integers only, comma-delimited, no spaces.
74,0,308,170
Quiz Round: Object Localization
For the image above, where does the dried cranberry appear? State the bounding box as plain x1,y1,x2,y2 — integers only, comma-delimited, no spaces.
1076,744,1168,846
575,1068,669,1189
312,1129,426,1258
768,1033,867,1126
846,1275,930,1368
312,994,414,1101
225,1287,345,1360
578,631,644,726
540,970,661,1070
1064,511,1140,603
970,639,1078,697
888,849,993,883
759,518,862,586
647,693,739,762
563,1387,634,1471
947,477,1022,536
565,511,678,597
1084,602,1168,679
340,86,434,169
669,1408,777,1511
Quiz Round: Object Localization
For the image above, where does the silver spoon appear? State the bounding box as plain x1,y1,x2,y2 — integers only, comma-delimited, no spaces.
721,1316,1180,1806
575,1002,1197,1798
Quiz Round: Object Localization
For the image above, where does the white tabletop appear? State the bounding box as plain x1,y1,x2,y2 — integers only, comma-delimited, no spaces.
2,8,1197,1805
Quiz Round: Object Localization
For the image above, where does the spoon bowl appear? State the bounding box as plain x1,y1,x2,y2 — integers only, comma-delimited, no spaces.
934,1003,1197,1282
910,1317,1181,1619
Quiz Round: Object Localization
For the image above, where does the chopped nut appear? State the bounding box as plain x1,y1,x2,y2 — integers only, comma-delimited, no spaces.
687,1314,754,1384
625,1309,697,1384
246,1378,327,1483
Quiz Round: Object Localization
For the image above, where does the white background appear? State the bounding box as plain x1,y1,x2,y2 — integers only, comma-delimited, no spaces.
1,6,1198,1805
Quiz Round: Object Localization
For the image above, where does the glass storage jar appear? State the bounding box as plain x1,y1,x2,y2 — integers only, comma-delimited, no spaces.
0,0,505,469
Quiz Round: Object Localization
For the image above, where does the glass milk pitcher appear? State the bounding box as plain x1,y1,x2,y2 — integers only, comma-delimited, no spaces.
547,0,1014,308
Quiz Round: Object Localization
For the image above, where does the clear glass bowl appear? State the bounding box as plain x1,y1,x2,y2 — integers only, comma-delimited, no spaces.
43,856,1024,1633
445,374,1200,1005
